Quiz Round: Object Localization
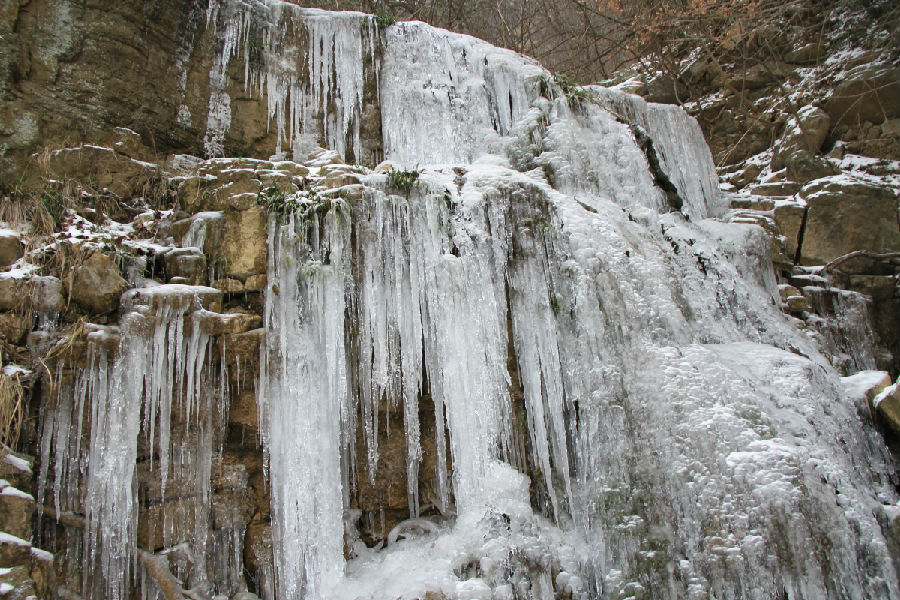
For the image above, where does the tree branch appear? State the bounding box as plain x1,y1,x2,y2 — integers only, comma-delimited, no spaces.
822,250,900,272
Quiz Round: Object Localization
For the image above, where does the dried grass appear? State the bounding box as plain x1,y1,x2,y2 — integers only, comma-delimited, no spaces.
0,371,25,448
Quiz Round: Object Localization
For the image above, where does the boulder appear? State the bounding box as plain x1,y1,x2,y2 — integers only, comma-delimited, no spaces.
785,43,823,65
785,149,837,183
107,127,148,160
164,247,207,286
0,275,62,314
0,483,35,540
874,383,900,434
798,177,900,267
771,106,831,171
643,75,689,105
825,65,900,126
773,200,806,260
0,231,23,268
70,252,129,315
222,207,268,281
681,55,725,90
0,312,29,344
0,531,31,568
750,182,801,197
785,294,809,313
30,276,63,313
0,276,26,311
45,145,159,199
0,447,32,491
735,64,778,90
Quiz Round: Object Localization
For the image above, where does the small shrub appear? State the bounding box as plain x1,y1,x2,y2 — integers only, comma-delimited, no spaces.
385,167,420,193
375,11,397,28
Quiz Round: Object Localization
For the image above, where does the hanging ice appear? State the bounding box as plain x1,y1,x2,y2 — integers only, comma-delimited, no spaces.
204,1,376,162
38,285,231,600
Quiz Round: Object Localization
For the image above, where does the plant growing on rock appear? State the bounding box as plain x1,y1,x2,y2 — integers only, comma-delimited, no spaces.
385,166,420,194
257,186,296,214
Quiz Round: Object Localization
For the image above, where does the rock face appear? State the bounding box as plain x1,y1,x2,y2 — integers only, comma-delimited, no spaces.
1,0,203,171
71,252,129,314
0,0,386,179
799,177,900,266
2,3,900,600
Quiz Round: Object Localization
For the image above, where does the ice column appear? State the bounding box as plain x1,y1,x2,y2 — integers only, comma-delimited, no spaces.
260,208,349,599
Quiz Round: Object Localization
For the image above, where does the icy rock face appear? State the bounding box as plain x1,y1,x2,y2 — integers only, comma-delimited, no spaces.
204,1,378,163
261,168,898,599
242,5,899,600
38,286,236,600
32,3,896,600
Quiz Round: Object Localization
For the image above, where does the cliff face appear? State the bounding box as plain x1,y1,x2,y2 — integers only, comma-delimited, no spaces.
0,0,388,176
3,1,199,161
1,3,900,600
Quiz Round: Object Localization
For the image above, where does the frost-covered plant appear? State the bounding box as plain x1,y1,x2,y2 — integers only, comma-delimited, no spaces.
385,167,420,193
374,10,397,28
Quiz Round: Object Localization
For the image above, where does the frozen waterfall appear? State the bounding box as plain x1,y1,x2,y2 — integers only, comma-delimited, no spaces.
36,2,899,600
247,6,898,600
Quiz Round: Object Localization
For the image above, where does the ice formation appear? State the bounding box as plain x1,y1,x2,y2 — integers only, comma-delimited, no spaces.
38,285,237,599
250,8,898,600
37,2,899,600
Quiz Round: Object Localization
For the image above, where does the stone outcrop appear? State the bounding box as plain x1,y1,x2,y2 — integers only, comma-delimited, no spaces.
798,177,900,267
70,252,129,315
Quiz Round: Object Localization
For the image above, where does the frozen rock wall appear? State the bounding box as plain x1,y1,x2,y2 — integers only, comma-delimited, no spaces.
2,2,898,600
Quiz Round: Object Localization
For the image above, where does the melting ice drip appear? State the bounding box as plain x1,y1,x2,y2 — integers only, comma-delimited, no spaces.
204,0,377,162
38,287,233,600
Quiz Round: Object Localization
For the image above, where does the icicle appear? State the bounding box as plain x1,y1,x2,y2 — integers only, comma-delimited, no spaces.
261,206,349,599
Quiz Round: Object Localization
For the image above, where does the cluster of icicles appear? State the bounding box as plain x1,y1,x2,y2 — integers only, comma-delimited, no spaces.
34,1,900,600
38,287,241,600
